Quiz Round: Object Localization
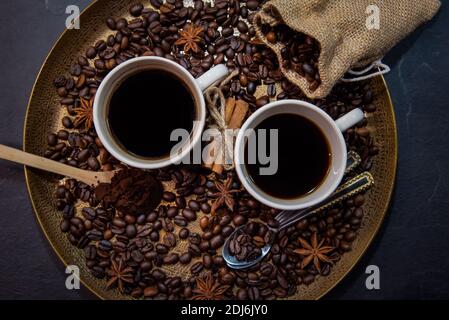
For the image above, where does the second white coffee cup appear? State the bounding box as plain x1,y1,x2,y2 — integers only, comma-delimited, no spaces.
234,100,365,210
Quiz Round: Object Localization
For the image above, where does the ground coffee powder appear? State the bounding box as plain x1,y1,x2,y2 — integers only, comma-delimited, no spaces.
95,168,162,215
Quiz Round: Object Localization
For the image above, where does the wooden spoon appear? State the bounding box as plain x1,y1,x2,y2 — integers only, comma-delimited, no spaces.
0,144,115,186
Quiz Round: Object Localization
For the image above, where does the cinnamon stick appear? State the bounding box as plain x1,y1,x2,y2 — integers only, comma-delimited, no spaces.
225,97,236,123
212,100,249,174
204,98,236,168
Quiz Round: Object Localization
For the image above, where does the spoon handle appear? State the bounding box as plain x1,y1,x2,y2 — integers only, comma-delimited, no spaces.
275,151,362,224
275,172,374,230
0,144,100,185
346,151,362,174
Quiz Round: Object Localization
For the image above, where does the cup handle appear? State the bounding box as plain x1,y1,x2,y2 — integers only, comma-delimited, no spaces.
195,64,229,91
335,108,365,132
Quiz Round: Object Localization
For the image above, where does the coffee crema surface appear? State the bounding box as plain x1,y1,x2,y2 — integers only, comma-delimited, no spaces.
245,113,331,199
108,70,195,158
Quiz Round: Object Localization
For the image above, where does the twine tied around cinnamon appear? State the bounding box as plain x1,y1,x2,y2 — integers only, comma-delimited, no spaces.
204,69,240,171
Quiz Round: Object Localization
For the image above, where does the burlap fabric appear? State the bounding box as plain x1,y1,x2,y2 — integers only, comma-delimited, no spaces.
254,0,441,99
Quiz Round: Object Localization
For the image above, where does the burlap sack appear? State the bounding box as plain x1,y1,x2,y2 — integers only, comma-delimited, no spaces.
254,0,441,99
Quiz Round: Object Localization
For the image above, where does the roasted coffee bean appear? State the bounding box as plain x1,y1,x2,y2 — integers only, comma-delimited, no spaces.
212,224,222,236
162,191,176,202
87,157,100,170
188,200,200,211
179,252,192,264
213,255,225,267
57,130,69,140
182,208,196,221
220,215,232,226
56,186,67,198
129,3,144,17
237,288,248,300
354,194,365,207
106,18,116,30
162,253,179,265
247,82,257,94
190,262,204,275
247,0,260,10
166,206,178,218
353,207,364,218
253,236,265,247
148,231,159,243
256,95,270,108
189,233,201,245
199,216,209,230
175,196,186,208
193,186,205,195
60,219,70,233
264,230,275,244
153,220,162,231
302,63,314,76
103,229,113,240
189,244,201,256
84,245,97,260
267,83,276,97
156,244,169,254
112,218,126,228
237,21,249,34
239,74,249,87
303,274,315,285
233,215,247,226
62,116,73,129
179,228,190,239
202,254,213,269
222,27,233,37
76,149,90,162
47,133,58,146
99,240,112,251
147,211,158,223
210,235,224,250
174,216,188,227
82,207,96,220
248,286,260,300
126,224,137,238
202,231,213,241
222,225,234,237
266,31,277,43
163,233,177,247
150,0,162,9
339,240,352,252
144,286,159,298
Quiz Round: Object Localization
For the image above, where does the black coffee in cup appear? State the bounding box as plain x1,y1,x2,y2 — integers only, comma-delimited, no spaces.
107,70,195,158
244,113,331,199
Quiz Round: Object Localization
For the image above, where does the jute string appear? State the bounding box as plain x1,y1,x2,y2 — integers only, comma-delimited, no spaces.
204,69,239,170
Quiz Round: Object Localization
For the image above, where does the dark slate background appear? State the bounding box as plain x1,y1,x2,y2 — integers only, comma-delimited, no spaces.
0,0,448,300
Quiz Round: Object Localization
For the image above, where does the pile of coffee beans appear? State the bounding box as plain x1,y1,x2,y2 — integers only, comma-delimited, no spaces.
260,23,322,91
49,1,378,300
229,222,275,262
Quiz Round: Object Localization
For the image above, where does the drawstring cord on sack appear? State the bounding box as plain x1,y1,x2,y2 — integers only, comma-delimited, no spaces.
341,59,390,82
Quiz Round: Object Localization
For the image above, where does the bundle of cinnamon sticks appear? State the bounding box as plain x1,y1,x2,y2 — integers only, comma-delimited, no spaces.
204,97,249,174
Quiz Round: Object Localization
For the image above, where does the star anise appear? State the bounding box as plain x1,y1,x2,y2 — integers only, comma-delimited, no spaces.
73,97,94,130
106,258,134,293
192,272,229,300
174,24,204,54
210,178,238,213
294,233,334,272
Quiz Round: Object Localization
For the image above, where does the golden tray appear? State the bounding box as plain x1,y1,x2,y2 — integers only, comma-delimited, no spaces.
23,0,397,300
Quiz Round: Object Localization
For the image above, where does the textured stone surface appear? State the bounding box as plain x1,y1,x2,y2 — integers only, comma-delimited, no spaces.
0,0,448,299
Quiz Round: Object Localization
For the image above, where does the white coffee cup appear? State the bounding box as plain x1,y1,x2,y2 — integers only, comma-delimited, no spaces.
234,100,365,210
93,56,228,169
